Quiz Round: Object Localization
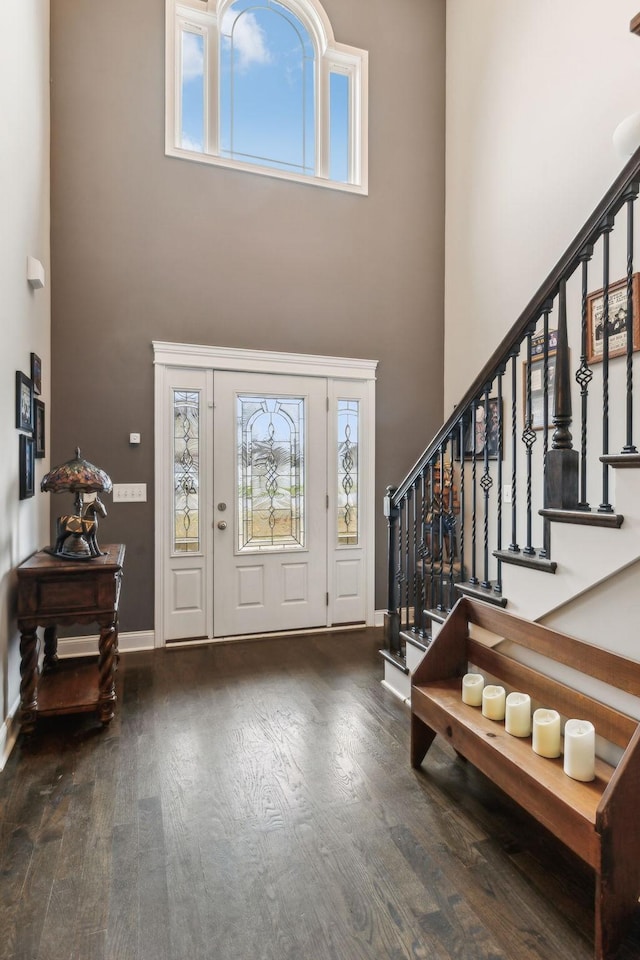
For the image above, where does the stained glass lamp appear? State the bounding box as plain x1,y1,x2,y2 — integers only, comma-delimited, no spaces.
41,448,113,559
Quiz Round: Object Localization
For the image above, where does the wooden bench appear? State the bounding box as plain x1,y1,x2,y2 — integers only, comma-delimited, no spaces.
410,597,640,960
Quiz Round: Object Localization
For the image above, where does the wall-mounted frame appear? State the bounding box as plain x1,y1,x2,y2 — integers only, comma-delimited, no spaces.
34,399,45,458
461,397,502,460
19,435,35,499
30,352,42,395
586,273,640,364
524,330,557,430
16,371,34,432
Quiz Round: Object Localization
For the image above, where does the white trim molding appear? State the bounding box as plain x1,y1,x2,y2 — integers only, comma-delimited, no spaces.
0,698,21,772
57,630,156,659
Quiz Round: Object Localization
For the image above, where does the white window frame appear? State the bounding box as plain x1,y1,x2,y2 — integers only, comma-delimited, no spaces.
165,0,368,194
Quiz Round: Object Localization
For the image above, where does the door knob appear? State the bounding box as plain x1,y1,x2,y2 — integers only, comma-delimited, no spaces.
217,520,227,530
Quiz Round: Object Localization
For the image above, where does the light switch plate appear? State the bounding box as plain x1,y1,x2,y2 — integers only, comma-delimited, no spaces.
112,483,147,502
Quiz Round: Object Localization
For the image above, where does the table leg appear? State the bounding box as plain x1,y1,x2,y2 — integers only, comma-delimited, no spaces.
19,628,39,734
42,625,59,673
97,618,117,724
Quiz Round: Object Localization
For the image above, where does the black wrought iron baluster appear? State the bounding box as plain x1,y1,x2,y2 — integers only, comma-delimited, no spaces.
522,331,537,554
405,488,412,628
384,486,400,654
576,246,593,509
600,215,614,512
396,495,406,632
539,307,551,559
458,419,465,584
428,459,435,611
623,186,639,453
418,466,428,637
495,368,504,593
509,352,519,552
438,445,445,610
470,401,479,584
447,435,457,608
481,387,493,588
411,479,419,632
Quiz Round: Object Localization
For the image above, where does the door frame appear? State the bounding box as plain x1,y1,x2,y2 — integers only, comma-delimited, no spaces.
153,341,378,646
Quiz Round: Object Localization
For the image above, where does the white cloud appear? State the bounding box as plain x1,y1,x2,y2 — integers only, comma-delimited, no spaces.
182,32,204,82
222,10,272,71
181,134,203,152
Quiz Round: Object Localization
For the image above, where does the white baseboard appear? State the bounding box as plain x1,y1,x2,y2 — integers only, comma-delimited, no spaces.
57,630,155,658
0,697,21,772
374,608,386,628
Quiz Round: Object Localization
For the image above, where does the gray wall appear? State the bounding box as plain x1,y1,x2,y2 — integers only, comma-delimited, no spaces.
50,0,446,632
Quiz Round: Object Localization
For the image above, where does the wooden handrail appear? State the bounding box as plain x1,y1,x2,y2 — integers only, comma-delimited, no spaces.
392,146,640,504
631,12,640,36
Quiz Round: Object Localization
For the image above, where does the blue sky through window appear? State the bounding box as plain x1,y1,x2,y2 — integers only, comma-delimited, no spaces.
179,0,351,183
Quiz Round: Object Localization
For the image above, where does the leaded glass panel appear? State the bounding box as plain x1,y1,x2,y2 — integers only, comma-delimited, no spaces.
337,399,358,545
173,390,200,552
237,395,305,551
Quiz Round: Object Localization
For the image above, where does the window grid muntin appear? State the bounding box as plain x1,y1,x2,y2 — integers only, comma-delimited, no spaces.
337,398,359,545
237,394,305,551
173,389,201,552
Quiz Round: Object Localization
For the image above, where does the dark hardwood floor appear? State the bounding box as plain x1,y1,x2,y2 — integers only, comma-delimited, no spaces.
1,629,639,960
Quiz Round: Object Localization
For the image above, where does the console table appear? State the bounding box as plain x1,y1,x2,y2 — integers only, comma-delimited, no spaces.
16,543,125,733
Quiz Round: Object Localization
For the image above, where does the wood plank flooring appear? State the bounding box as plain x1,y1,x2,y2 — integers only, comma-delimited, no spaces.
1,629,639,960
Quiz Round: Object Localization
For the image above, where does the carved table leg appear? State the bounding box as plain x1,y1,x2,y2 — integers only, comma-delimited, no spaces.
97,617,118,724
19,628,39,734
42,625,59,673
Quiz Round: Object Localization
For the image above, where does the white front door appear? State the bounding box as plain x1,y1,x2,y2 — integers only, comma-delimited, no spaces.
212,371,328,636
154,343,377,645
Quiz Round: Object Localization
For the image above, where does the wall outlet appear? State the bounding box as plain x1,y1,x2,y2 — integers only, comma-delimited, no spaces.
503,484,512,504
112,483,147,502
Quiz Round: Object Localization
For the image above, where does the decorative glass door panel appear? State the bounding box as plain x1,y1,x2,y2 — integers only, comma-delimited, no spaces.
237,395,305,551
214,372,328,636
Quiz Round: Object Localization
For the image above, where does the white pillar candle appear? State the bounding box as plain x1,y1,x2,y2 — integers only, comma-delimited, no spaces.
563,719,596,782
482,684,506,721
462,673,484,706
532,708,561,758
505,692,532,737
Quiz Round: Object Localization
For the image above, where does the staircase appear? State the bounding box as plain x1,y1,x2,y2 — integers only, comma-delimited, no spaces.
381,146,640,702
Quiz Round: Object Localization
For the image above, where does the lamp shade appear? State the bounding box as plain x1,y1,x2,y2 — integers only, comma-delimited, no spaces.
41,448,113,495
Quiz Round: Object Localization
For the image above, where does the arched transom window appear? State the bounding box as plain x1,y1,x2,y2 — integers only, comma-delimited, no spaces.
166,0,368,193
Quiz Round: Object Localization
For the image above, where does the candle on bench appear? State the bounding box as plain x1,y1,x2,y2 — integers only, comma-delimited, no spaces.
563,719,595,781
462,673,484,706
482,684,506,720
505,692,531,737
532,708,561,758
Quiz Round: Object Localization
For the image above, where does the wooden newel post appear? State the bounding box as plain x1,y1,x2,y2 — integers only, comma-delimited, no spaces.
545,279,579,509
384,485,401,654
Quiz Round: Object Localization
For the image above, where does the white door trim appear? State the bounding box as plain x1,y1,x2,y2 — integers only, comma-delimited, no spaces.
153,341,377,646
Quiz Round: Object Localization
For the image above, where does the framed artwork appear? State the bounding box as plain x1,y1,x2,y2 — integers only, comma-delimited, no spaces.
524,330,557,430
15,371,34,432
30,352,42,395
34,399,45,458
19,434,35,500
586,273,640,364
461,397,502,460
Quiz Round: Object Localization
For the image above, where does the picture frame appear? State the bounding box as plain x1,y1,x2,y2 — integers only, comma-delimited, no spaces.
19,434,35,500
586,273,640,365
30,352,42,395
523,330,557,430
15,371,34,432
461,397,502,460
34,399,45,458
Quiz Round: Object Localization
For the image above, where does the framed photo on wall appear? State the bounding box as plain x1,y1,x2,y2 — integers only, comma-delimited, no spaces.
461,397,502,459
34,399,45,458
586,273,640,364
15,371,34,432
523,330,557,430
31,353,42,395
19,434,35,499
